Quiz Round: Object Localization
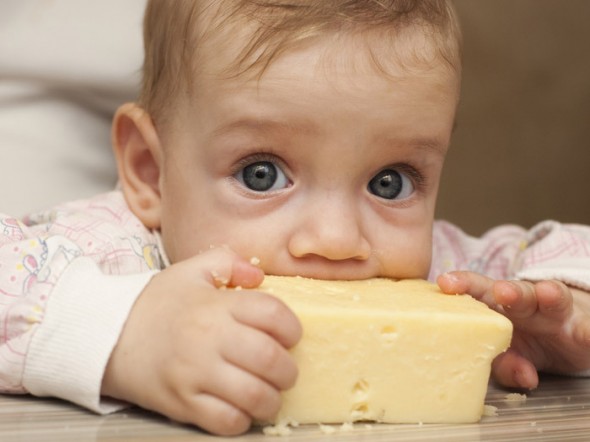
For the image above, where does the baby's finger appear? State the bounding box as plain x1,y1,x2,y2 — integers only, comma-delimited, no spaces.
231,292,303,349
534,280,573,322
186,247,264,288
437,271,497,308
227,258,265,288
222,324,298,390
177,392,252,436
201,364,282,424
491,348,539,390
492,280,538,320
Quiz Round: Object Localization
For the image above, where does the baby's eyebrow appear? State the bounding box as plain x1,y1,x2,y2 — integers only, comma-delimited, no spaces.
411,138,448,155
374,135,448,156
213,119,448,156
213,117,319,137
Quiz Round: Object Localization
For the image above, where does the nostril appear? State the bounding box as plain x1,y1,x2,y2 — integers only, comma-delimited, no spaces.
289,237,371,262
286,208,372,263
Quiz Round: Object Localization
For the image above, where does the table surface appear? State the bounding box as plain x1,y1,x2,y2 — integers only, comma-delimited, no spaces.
1,374,590,441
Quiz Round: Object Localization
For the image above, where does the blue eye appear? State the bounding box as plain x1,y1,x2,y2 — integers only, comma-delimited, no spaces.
368,169,414,200
235,161,289,192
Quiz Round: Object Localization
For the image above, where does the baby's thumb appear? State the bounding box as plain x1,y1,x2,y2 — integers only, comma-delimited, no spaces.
491,348,539,390
189,247,264,289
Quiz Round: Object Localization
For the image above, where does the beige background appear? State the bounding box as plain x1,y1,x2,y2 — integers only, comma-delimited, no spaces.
436,0,590,235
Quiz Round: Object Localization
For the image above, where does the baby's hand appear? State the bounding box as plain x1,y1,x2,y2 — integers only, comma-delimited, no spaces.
438,271,590,390
101,248,302,436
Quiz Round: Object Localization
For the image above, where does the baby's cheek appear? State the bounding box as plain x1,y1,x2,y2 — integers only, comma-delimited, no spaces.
378,247,432,279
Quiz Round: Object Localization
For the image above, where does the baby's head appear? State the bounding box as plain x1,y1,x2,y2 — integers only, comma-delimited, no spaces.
113,0,462,280
138,0,461,128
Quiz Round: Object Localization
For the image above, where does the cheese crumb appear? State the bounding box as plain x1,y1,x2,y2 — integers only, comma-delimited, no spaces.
340,422,354,432
262,418,298,436
318,424,336,434
504,393,527,403
250,256,261,266
482,405,498,416
210,270,229,287
262,424,292,436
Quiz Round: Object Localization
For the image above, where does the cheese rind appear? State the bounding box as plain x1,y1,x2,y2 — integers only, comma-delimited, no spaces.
252,276,513,425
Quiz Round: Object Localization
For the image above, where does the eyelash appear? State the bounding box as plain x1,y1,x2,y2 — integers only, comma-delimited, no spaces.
232,152,287,175
390,163,427,194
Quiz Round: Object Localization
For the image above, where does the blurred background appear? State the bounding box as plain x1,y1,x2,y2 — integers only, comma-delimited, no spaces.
437,0,590,235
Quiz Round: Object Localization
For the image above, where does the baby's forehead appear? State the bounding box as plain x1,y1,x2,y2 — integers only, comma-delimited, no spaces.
197,26,457,88
140,0,461,127
192,2,461,82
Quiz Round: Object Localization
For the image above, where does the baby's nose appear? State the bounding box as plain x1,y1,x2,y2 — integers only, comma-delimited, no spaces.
287,198,371,262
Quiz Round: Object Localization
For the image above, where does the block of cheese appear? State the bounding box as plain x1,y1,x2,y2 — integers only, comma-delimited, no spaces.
252,276,512,425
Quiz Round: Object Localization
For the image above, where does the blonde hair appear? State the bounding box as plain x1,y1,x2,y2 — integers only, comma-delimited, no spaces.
140,0,462,125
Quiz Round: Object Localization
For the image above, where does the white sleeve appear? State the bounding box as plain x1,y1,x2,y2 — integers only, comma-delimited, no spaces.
513,221,590,291
23,258,156,413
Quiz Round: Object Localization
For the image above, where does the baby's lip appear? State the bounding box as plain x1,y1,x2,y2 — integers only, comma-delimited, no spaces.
264,259,378,281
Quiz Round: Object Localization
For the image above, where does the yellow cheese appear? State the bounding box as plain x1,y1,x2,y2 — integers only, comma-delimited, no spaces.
253,276,513,425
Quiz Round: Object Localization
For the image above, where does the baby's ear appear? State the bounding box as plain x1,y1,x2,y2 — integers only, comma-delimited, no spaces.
112,103,163,229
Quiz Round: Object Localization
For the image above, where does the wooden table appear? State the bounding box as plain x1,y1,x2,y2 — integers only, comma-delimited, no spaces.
1,374,590,441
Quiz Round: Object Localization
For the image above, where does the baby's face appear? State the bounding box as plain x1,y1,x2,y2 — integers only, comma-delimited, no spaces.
157,32,459,280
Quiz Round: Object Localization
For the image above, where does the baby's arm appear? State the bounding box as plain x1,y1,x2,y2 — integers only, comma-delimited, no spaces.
438,272,590,389
0,210,154,411
102,247,302,436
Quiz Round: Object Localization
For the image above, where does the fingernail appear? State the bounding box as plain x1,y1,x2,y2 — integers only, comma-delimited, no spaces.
442,272,459,283
514,370,534,390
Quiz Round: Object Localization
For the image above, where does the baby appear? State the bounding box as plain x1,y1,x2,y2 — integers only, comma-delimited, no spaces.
2,0,590,436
